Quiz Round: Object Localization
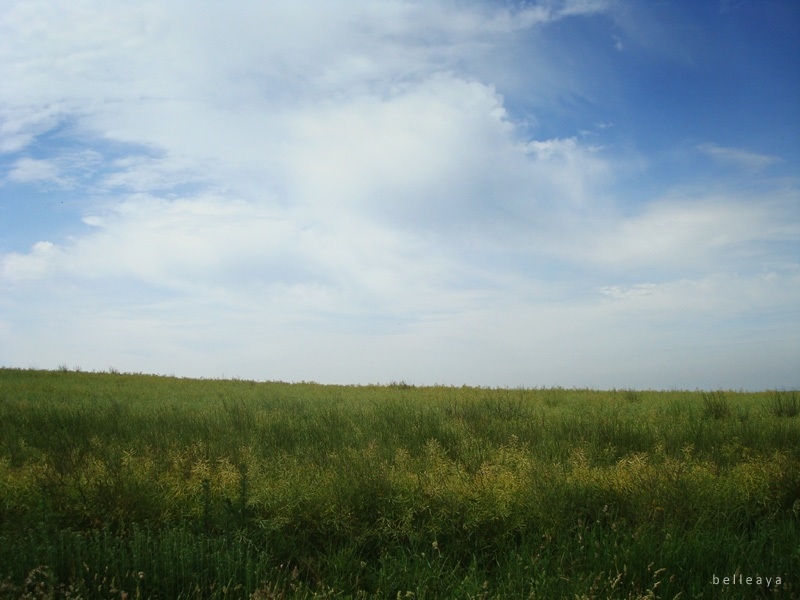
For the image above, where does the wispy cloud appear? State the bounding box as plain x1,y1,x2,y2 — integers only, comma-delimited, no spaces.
697,143,781,171
598,283,656,299
7,158,62,184
563,192,799,275
5,151,103,188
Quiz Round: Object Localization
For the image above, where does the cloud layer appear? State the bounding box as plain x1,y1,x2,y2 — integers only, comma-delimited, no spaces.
1,0,798,389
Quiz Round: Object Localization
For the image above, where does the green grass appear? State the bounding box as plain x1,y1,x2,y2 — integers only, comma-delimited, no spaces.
0,368,798,598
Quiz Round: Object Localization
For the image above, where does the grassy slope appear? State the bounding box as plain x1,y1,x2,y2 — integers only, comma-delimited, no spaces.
0,368,798,598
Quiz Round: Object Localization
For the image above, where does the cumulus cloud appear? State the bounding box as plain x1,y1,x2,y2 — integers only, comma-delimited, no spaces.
1,241,61,282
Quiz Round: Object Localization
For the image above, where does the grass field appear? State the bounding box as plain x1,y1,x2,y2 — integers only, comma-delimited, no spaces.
0,368,798,599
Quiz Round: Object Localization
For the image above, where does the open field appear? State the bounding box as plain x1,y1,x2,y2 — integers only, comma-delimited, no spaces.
0,368,798,598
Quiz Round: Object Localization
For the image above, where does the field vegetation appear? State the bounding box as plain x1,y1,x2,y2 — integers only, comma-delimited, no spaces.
0,368,798,598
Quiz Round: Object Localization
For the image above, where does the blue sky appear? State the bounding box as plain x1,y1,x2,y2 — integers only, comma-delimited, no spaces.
1,0,798,389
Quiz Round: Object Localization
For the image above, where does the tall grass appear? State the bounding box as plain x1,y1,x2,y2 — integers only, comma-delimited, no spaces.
0,369,798,598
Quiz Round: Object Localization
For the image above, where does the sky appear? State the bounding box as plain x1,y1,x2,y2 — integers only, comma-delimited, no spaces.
1,0,798,390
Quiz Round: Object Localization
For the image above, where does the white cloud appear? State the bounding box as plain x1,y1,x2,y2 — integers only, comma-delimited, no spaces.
697,143,781,171
596,273,799,316
0,241,60,281
598,283,656,299
4,264,796,389
279,74,528,228
562,192,800,274
28,193,465,331
5,151,103,187
558,0,609,18
0,99,67,154
7,158,62,184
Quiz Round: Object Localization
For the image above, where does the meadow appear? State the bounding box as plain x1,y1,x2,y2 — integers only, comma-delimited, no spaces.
0,368,798,599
